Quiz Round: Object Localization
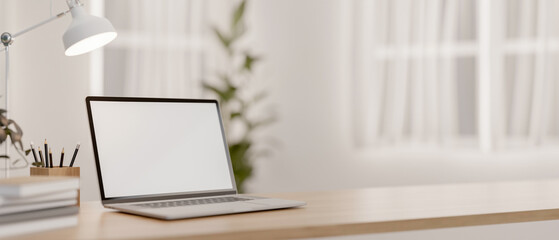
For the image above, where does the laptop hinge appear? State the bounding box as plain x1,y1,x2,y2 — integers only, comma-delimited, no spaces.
102,190,237,205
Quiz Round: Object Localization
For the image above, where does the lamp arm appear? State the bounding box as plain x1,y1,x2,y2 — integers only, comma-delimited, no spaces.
12,10,71,39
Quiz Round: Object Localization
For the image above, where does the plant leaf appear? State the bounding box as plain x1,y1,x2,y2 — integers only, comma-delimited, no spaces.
232,0,246,29
218,73,238,89
247,117,277,131
220,75,238,102
242,54,259,71
230,112,242,120
231,0,247,40
7,120,24,151
223,86,237,102
203,83,227,101
232,24,246,42
228,140,252,192
202,82,237,103
0,115,7,127
213,27,231,49
0,129,6,143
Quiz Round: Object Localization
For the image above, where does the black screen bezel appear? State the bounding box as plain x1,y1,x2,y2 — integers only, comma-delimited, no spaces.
86,96,237,204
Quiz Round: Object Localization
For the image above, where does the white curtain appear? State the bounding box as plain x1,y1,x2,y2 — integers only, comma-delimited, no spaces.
353,0,559,150
353,0,468,147
120,0,206,98
502,0,559,147
491,0,559,148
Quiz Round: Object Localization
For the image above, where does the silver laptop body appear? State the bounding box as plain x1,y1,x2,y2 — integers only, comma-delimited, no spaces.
86,97,305,220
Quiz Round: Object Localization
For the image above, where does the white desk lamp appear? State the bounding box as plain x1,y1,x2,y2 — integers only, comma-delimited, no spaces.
0,0,116,177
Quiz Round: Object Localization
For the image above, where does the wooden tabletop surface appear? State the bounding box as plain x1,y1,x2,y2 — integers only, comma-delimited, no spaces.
12,179,559,240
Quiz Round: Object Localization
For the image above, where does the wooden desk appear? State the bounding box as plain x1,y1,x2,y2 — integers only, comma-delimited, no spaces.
12,179,559,240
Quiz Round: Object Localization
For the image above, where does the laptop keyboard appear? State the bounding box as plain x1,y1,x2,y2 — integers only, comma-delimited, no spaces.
134,196,250,208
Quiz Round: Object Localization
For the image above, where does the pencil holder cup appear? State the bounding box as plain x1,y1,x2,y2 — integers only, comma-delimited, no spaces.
30,167,80,205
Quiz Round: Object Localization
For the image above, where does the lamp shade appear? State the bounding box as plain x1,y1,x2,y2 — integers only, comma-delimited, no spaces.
63,5,117,56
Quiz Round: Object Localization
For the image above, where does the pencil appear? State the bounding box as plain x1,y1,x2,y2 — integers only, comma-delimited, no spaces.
38,147,45,168
59,148,65,167
30,142,39,163
49,148,53,168
69,143,80,167
44,139,49,168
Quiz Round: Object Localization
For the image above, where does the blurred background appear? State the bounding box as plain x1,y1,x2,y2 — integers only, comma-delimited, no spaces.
2,0,559,206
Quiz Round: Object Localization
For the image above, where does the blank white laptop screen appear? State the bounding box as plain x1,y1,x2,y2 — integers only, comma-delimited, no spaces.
89,100,234,198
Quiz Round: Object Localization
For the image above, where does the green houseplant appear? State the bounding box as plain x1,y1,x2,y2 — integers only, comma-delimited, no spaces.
203,0,275,192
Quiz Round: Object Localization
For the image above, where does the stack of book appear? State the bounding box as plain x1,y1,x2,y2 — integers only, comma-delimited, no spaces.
0,176,79,238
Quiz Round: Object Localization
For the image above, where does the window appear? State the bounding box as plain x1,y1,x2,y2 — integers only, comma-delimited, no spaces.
352,0,559,151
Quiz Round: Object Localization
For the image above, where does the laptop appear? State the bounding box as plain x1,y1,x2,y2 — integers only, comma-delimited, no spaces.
86,96,305,220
